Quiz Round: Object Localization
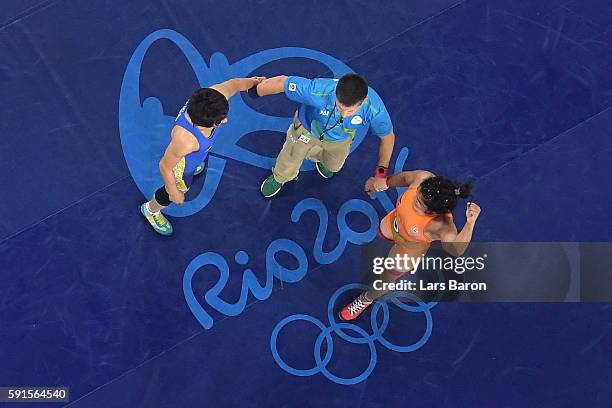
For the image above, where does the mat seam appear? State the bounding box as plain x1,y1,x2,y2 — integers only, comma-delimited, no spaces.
0,174,131,245
475,107,611,182
0,0,62,32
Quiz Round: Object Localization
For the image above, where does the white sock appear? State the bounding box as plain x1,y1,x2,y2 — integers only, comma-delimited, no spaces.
145,202,160,215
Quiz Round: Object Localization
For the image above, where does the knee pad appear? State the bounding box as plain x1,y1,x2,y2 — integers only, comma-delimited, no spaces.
154,186,171,207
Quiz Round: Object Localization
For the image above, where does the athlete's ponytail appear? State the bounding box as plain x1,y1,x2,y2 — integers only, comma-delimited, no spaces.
457,182,473,199
420,176,473,215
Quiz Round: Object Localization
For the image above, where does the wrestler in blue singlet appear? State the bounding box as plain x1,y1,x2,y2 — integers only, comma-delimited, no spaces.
171,100,216,191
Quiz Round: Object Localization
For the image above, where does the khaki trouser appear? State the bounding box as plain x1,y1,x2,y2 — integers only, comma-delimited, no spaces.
272,113,352,183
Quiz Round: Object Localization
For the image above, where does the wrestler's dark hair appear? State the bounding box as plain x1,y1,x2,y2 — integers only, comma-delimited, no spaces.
336,73,368,106
419,176,473,215
187,88,229,127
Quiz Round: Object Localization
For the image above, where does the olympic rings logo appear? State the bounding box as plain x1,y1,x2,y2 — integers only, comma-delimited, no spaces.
270,283,437,385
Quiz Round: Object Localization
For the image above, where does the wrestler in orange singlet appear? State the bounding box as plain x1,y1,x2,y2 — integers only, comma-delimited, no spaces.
339,170,482,321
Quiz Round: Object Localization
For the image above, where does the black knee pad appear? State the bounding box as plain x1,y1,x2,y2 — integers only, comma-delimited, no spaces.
154,186,172,207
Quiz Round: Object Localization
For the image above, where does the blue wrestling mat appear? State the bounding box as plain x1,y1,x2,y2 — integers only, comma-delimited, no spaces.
1,0,611,406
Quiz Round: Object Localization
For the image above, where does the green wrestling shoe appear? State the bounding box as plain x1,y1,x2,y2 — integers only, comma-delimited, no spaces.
140,203,173,236
315,162,334,179
260,174,284,198
194,161,206,176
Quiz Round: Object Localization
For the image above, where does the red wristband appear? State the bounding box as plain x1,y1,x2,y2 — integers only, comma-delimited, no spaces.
375,165,388,179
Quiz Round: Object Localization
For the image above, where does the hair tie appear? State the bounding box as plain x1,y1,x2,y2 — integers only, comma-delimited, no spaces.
454,188,460,196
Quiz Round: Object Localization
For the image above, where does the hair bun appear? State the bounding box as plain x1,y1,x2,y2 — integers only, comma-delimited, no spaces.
458,182,474,198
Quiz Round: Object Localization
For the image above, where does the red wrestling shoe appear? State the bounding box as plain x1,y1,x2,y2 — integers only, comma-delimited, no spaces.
339,293,372,321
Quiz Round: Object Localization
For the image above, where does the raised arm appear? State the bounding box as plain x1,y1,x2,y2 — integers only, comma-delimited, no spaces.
211,77,265,100
254,75,288,96
439,202,482,256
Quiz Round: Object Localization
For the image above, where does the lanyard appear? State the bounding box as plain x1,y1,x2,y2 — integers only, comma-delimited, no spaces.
319,103,344,141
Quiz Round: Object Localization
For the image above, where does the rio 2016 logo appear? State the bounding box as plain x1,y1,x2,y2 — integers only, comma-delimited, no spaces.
119,29,433,384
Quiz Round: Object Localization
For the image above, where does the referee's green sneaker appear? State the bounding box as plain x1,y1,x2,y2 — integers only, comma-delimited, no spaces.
315,162,334,179
260,174,284,198
140,203,173,236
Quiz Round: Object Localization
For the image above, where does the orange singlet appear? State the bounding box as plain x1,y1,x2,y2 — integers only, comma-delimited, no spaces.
385,187,451,243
